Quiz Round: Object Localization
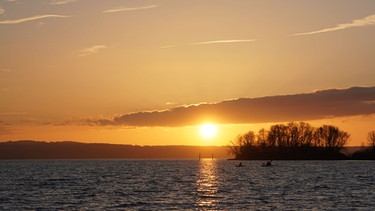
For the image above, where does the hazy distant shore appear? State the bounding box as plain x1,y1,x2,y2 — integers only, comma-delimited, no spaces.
0,140,370,160
0,141,230,160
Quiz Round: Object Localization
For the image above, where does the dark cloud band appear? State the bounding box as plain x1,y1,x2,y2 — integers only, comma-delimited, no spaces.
90,86,375,127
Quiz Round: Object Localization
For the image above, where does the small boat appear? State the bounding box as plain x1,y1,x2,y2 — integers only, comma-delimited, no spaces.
261,161,272,167
236,162,244,167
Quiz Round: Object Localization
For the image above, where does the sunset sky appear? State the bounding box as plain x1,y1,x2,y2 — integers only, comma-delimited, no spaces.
1,0,375,146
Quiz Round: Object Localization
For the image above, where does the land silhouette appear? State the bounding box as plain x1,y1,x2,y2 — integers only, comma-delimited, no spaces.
229,121,375,160
0,141,229,159
351,131,375,160
0,139,372,160
1,123,374,160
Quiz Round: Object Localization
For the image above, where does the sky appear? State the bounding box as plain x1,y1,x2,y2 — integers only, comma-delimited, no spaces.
1,0,375,146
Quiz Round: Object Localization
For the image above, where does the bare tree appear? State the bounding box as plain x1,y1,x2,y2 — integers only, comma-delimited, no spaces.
228,131,256,157
368,131,375,150
287,122,300,148
257,128,268,148
314,125,349,151
297,122,315,147
242,131,257,147
228,139,241,156
268,124,289,148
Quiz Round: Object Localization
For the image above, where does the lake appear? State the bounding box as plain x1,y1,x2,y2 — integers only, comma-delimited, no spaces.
1,160,374,210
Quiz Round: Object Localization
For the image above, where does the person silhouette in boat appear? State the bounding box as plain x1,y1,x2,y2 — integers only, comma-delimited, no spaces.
262,160,272,167
236,162,243,167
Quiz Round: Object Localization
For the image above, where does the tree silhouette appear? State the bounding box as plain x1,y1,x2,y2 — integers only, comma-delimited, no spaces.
229,131,257,159
314,125,349,152
268,124,289,148
297,122,315,147
229,122,350,160
368,131,375,151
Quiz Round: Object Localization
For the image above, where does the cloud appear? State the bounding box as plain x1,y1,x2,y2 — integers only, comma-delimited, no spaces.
189,39,257,45
77,45,107,57
49,0,76,5
0,112,27,116
0,122,14,135
161,39,257,48
0,14,70,24
89,86,375,127
102,5,158,13
160,45,176,49
1,68,12,72
293,14,375,36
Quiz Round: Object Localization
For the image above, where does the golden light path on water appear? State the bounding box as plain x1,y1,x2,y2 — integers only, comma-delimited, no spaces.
196,159,219,208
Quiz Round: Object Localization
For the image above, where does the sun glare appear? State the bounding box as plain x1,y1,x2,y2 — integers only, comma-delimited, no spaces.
199,123,217,139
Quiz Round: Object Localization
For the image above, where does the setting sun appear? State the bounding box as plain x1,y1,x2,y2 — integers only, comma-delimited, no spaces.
199,124,218,139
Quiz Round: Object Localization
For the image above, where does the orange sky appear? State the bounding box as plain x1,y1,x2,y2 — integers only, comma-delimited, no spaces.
1,0,375,146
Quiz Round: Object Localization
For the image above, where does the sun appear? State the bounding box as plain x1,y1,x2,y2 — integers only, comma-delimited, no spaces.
199,123,217,139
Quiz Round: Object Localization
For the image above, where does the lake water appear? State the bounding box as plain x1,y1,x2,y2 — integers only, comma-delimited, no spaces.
1,160,374,210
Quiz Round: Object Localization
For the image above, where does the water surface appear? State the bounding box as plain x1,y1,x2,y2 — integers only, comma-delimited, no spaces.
1,160,374,210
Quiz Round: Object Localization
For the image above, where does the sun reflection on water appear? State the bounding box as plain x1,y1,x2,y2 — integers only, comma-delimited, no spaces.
196,159,220,209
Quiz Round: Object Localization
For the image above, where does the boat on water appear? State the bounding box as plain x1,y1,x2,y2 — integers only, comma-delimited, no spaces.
262,161,272,167
236,162,244,167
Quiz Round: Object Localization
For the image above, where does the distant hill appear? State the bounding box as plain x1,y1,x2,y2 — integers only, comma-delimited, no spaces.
0,141,231,159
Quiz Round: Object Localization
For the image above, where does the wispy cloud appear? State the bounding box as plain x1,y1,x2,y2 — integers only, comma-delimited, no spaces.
0,14,70,24
88,87,375,127
0,122,14,135
160,45,177,49
161,39,257,48
103,5,158,13
1,68,12,72
49,0,76,5
0,112,27,116
78,45,107,57
293,14,375,36
190,39,257,45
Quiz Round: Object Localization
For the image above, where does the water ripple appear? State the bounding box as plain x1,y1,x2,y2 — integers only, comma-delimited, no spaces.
0,160,374,210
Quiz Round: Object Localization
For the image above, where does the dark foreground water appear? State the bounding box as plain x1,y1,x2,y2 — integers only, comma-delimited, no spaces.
1,160,374,210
